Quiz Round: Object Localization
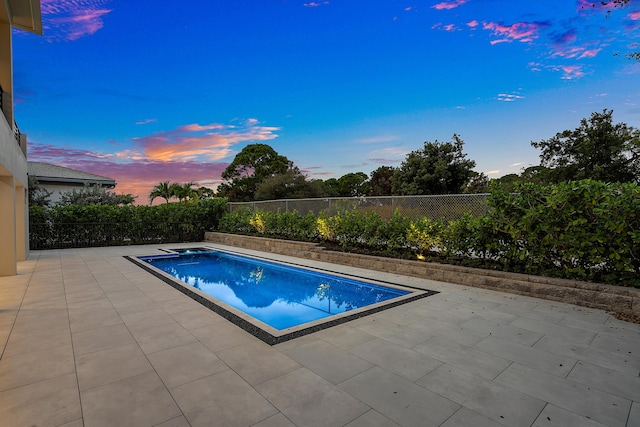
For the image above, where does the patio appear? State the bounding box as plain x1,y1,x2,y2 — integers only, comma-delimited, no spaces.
1,243,639,427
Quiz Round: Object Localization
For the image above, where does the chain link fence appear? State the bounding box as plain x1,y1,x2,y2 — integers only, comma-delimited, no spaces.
229,194,490,221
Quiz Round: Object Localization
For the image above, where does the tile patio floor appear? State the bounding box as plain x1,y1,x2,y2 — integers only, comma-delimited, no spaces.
1,243,639,427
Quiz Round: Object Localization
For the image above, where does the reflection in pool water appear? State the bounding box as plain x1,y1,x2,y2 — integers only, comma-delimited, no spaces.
143,250,410,330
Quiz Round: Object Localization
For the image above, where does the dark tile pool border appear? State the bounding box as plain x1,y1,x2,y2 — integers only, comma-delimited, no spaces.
124,251,438,345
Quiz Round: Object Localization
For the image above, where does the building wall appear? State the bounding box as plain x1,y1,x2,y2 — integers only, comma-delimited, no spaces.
41,182,85,205
0,110,28,276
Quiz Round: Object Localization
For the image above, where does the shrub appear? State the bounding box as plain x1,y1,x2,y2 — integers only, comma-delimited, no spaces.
29,198,228,249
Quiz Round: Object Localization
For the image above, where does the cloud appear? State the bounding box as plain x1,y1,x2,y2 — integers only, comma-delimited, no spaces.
135,118,157,125
497,93,525,102
27,118,281,203
432,0,468,11
303,1,329,7
528,61,586,79
432,22,458,31
41,0,114,41
486,170,501,175
132,120,280,162
482,20,549,44
630,10,640,20
368,147,407,163
28,143,229,203
355,135,400,144
576,0,618,13
466,20,479,28
559,65,586,79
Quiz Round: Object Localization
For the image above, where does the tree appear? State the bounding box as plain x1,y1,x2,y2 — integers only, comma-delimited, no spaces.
254,171,325,200
58,184,136,206
369,166,396,196
173,182,197,203
464,172,489,194
392,134,477,195
28,176,51,207
337,172,370,197
582,0,638,61
149,181,175,204
319,178,341,197
196,186,216,199
531,109,640,184
218,144,298,201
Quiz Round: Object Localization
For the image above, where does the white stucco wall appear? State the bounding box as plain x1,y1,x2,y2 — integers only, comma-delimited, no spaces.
0,114,29,276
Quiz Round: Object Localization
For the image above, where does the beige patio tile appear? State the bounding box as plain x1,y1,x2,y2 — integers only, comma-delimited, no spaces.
171,369,278,427
339,366,460,427
256,368,369,427
81,371,182,427
282,339,372,385
344,409,401,427
0,373,81,427
147,342,228,389
0,344,75,392
3,324,72,357
76,343,154,391
68,306,123,333
71,323,137,355
218,341,301,386
190,321,259,353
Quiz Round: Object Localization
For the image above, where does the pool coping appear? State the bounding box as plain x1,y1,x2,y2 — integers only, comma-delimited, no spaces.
125,248,438,345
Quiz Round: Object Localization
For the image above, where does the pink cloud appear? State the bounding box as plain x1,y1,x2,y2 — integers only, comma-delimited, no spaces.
466,20,479,28
132,120,280,163
432,0,468,11
41,0,114,41
577,0,618,13
527,62,587,79
630,10,640,20
482,21,549,44
28,119,282,203
560,65,585,79
28,144,229,203
578,48,602,58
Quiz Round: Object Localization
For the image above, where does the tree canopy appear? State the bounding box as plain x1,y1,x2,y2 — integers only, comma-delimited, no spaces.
58,184,136,206
392,134,477,195
254,171,325,200
369,166,396,196
149,181,174,204
218,144,299,201
531,109,640,184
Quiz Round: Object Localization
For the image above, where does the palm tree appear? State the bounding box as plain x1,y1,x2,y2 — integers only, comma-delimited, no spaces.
149,181,175,204
173,182,197,203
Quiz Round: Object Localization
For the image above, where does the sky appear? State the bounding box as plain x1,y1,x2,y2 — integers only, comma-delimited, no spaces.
12,0,640,203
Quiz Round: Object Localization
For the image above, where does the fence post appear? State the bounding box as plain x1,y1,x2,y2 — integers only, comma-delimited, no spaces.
391,196,395,218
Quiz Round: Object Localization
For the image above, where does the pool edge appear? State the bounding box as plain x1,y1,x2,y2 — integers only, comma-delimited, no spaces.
124,253,438,346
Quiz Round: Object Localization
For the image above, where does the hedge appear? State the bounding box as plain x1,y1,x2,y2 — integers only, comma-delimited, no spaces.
30,198,228,249
217,180,639,286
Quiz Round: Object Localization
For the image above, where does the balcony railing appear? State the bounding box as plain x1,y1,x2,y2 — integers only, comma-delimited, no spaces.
0,84,21,146
14,120,20,145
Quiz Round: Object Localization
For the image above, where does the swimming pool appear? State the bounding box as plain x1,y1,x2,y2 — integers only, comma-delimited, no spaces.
129,247,435,344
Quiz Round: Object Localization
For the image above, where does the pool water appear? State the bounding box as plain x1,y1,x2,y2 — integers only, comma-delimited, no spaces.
140,249,410,330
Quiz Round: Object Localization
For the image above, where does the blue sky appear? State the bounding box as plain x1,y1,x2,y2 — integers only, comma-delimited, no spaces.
13,0,640,202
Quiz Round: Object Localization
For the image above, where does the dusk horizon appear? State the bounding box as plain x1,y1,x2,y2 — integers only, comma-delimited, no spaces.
14,0,640,203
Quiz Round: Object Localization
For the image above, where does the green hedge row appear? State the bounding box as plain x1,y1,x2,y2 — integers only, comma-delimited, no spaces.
218,180,639,286
30,198,228,249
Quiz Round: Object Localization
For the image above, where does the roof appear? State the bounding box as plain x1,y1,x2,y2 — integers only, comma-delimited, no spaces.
7,0,42,34
28,162,116,187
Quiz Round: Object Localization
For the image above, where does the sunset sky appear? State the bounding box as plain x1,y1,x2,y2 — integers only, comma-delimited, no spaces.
13,0,640,203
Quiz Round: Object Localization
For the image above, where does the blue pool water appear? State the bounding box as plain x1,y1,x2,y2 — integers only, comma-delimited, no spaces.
140,249,410,330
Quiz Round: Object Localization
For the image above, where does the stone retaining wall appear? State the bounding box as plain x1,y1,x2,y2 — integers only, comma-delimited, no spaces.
204,232,640,317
